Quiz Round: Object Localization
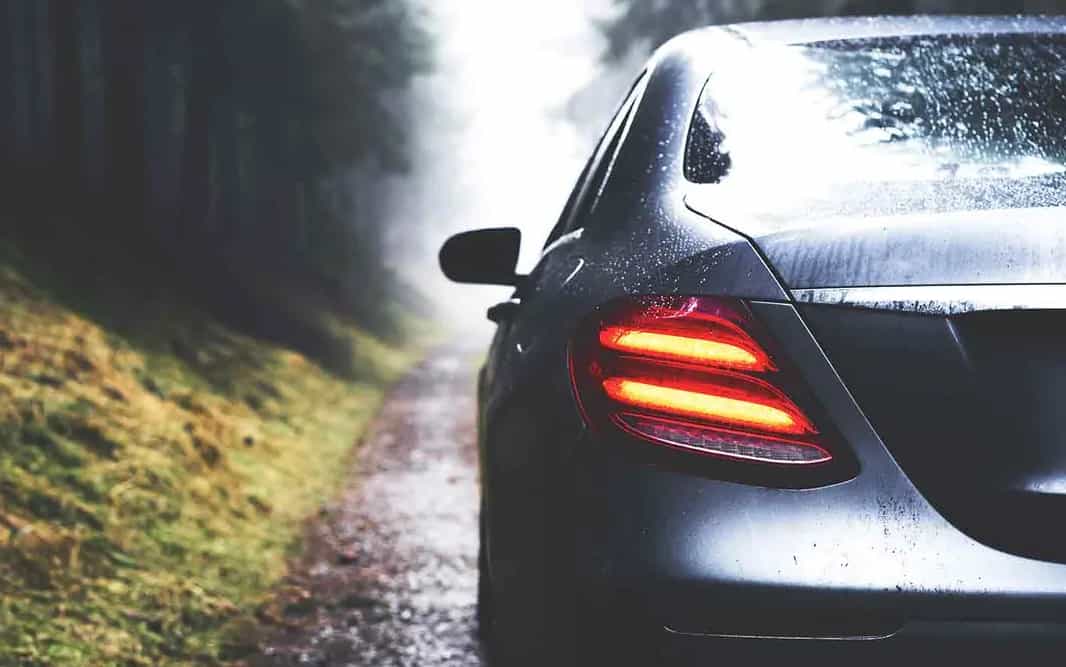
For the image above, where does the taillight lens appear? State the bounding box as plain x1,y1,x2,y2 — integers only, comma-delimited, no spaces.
570,296,831,465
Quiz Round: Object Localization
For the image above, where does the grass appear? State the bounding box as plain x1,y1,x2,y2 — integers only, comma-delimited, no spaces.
0,240,426,665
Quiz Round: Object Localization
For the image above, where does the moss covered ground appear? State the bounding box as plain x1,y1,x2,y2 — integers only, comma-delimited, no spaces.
0,241,423,665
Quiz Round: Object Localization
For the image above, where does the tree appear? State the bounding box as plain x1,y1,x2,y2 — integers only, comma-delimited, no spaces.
0,2,15,186
0,0,433,334
51,0,83,211
101,0,147,237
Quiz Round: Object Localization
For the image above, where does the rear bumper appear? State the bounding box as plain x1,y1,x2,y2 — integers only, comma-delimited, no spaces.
576,450,1066,638
657,621,1066,664
577,617,1066,666
575,453,1066,661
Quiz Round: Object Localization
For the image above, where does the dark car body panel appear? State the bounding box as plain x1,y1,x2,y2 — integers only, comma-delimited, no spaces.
473,17,1066,660
801,305,1066,564
577,303,1066,630
749,207,1066,289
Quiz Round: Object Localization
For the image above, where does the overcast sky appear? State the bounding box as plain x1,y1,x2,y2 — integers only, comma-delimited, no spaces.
384,0,623,331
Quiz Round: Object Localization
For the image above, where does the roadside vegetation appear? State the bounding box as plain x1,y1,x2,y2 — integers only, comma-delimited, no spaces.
0,239,425,665
1,1,435,663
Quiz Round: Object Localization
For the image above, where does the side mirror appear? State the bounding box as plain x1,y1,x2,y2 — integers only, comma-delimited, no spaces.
439,227,523,286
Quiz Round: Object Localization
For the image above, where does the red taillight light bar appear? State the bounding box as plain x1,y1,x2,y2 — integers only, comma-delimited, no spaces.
570,296,832,465
598,325,772,371
602,377,813,435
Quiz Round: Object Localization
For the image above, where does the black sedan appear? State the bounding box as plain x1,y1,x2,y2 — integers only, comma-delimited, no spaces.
441,16,1066,665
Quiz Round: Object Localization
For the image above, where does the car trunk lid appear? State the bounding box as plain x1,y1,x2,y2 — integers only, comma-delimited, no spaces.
799,303,1066,563
685,188,1066,289
688,192,1066,561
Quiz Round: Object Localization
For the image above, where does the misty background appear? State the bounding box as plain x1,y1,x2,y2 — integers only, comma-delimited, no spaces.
5,0,1065,348
406,0,1066,328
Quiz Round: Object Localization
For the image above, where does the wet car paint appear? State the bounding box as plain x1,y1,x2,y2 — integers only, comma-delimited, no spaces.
749,206,1066,289
474,17,1066,660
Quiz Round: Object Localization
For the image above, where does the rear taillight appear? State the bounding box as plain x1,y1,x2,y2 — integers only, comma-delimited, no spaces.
570,296,831,465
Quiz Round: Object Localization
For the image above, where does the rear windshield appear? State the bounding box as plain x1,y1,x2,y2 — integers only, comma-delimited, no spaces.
686,34,1066,224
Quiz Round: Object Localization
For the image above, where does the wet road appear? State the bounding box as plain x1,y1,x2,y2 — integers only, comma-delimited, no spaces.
247,344,485,666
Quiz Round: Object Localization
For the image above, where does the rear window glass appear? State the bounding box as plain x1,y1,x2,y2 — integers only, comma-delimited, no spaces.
685,34,1066,224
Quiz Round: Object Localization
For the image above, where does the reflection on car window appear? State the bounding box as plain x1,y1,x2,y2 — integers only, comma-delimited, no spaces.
544,72,646,249
685,34,1066,220
580,95,638,221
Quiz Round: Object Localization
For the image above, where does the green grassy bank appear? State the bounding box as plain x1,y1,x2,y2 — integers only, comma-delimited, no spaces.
0,242,424,665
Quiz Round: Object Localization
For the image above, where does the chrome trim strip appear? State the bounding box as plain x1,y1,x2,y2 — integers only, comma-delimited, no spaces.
663,624,897,642
791,284,1066,315
541,227,583,257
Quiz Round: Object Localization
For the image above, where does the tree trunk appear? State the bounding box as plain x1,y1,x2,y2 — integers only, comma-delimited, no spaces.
144,13,175,242
214,99,241,247
8,0,39,215
50,0,82,213
101,0,146,238
0,1,14,172
254,111,288,255
26,1,45,159
177,3,219,246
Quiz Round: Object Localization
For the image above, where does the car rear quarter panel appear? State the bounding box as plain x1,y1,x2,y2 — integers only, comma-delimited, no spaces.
477,35,795,636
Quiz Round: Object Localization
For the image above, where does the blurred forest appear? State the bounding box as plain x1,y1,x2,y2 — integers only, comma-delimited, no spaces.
0,4,434,662
0,0,430,353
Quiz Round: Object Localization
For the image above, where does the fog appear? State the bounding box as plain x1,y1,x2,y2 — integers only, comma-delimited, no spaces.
382,0,622,333
385,1,1064,334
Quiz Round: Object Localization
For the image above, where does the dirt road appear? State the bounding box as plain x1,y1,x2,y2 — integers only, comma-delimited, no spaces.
247,344,486,666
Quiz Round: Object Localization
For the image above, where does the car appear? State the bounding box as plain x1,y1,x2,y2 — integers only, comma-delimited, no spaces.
440,16,1066,665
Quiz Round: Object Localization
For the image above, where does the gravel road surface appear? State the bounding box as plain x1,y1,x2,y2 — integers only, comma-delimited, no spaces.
247,344,486,666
